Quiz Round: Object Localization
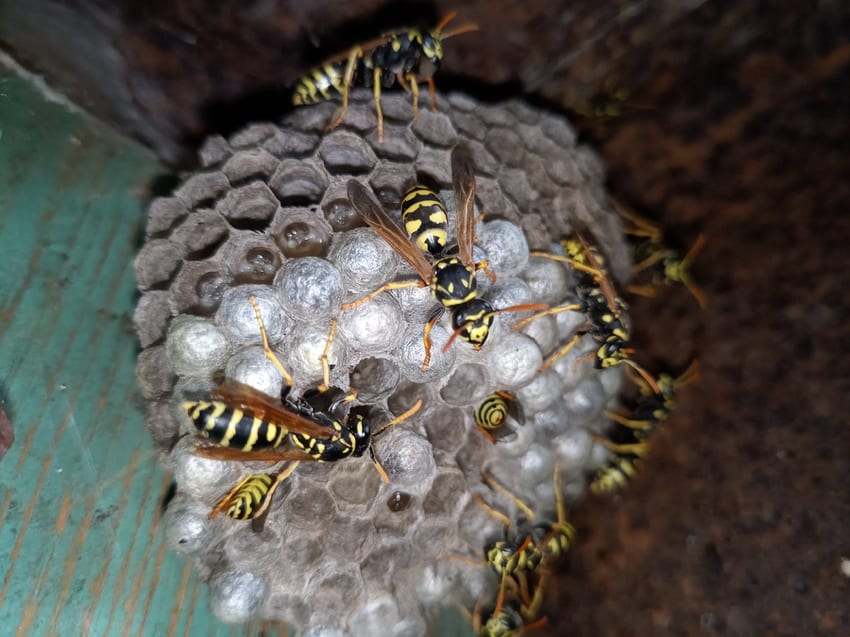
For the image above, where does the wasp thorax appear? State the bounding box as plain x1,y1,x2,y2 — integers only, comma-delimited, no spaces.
138,90,631,635
432,257,477,306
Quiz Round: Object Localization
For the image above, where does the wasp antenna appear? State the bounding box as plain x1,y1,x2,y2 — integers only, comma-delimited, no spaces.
680,234,708,308
623,360,661,394
373,399,423,437
682,233,706,266
440,22,480,40
434,9,458,32
678,360,702,387
442,320,465,352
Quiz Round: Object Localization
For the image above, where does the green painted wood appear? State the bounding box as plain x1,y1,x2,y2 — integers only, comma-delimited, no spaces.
0,67,275,637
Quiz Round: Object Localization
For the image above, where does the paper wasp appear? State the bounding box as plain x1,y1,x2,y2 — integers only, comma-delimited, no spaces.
207,463,300,532
292,11,478,142
591,362,699,494
190,295,421,527
473,391,524,444
615,202,707,308
516,235,660,392
456,464,575,628
471,574,548,637
343,144,499,370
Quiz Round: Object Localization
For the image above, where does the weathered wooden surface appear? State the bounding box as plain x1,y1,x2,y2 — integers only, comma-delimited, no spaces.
0,67,280,637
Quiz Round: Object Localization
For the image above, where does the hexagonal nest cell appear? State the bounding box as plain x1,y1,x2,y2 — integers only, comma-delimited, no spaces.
134,90,631,636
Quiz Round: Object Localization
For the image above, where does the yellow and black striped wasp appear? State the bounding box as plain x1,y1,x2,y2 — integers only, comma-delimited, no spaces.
187,296,421,525
292,11,478,142
471,574,549,637
482,465,576,568
614,202,707,309
457,463,575,635
400,184,450,258
206,463,300,532
605,360,699,436
344,145,499,370
473,391,524,444
515,235,660,392
588,424,649,495
590,361,699,494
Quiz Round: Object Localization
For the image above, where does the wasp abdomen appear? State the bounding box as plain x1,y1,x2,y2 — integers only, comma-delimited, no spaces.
184,400,287,451
292,63,348,105
401,185,448,257
226,474,274,520
475,393,510,431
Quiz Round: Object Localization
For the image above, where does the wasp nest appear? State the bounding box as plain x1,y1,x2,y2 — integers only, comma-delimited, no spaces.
135,90,628,635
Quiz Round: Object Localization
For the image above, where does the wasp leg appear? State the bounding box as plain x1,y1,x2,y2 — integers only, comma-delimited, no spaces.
368,447,390,484
481,474,535,521
320,319,338,391
631,247,667,276
678,360,701,387
492,536,534,617
372,66,385,143
327,388,358,414
620,359,661,393
511,304,583,332
626,283,658,298
476,426,498,444
420,312,441,372
369,399,423,482
407,72,420,122
249,295,294,394
474,258,497,283
671,234,707,309
604,409,654,432
372,399,423,438
614,201,664,243
427,77,437,111
341,279,426,311
539,333,583,372
529,250,607,279
598,439,648,455
474,493,512,529
328,47,362,131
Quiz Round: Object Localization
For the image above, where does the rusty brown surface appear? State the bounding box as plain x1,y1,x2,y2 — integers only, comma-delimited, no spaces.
2,1,849,634
537,4,850,636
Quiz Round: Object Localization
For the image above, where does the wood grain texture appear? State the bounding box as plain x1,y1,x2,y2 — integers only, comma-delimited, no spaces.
0,68,280,637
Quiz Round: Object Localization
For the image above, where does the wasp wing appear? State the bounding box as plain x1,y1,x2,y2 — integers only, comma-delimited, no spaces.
574,232,623,314
194,444,314,463
451,144,477,267
347,180,434,281
210,381,331,440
